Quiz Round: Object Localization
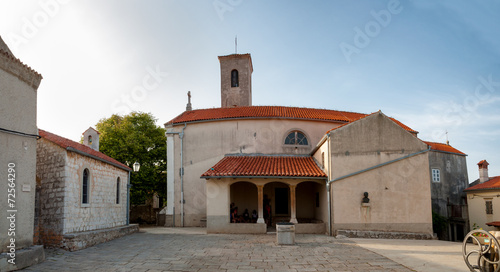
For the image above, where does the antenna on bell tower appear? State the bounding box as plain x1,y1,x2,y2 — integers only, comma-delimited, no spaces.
235,35,237,54
446,130,449,145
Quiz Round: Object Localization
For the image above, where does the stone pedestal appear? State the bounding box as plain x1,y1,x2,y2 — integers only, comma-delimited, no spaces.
276,223,295,245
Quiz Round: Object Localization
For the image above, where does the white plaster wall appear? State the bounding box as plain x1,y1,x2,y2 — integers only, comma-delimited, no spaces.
467,192,500,231
0,67,38,251
167,118,340,226
63,152,128,233
329,113,432,234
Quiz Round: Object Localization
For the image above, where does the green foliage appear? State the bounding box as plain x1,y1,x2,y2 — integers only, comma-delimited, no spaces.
96,112,166,205
432,210,448,238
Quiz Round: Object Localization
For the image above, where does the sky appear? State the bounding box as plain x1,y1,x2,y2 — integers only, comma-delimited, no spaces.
1,0,499,183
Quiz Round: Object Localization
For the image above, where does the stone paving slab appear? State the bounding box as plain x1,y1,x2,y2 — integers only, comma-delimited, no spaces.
351,238,469,272
23,227,413,272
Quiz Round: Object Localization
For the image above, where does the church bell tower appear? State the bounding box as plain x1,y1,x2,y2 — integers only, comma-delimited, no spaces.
218,53,253,107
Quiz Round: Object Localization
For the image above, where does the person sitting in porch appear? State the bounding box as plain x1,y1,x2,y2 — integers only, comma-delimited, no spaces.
231,207,240,223
251,210,257,223
243,209,250,222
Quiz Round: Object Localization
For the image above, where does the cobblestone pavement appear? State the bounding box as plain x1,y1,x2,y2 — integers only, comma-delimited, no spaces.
23,227,414,272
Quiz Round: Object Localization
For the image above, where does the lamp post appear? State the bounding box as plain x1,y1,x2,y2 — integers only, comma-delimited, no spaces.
127,161,140,225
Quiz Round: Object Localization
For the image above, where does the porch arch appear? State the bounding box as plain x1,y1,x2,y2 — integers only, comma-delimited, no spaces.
296,181,326,223
230,181,257,223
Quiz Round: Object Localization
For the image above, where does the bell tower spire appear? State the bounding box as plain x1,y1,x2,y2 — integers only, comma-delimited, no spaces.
218,53,253,108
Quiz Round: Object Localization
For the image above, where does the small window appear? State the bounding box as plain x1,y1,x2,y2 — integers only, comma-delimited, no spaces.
486,200,493,215
82,169,89,204
88,135,92,144
116,177,120,204
431,169,440,183
284,131,308,145
231,69,239,87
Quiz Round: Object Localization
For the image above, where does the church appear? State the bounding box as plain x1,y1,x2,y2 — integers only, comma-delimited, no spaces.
164,53,464,238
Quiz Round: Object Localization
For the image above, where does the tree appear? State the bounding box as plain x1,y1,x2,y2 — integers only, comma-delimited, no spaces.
96,112,166,205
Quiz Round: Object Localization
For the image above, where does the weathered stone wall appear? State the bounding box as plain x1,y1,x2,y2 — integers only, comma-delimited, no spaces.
219,54,252,107
64,151,128,233
61,224,138,251
429,151,468,216
35,139,67,247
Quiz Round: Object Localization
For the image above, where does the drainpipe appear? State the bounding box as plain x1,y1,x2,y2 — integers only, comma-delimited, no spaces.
166,123,187,227
326,133,332,236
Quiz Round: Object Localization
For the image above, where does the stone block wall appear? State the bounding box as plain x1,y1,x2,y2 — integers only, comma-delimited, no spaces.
61,224,138,251
35,139,67,247
64,152,128,234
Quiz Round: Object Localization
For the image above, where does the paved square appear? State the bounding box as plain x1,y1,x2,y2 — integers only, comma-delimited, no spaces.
23,227,413,271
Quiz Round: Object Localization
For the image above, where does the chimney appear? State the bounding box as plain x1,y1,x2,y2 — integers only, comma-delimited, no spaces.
83,127,100,151
478,160,489,183
186,91,192,111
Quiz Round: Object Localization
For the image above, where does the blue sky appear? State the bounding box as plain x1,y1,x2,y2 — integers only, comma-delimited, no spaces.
1,0,499,183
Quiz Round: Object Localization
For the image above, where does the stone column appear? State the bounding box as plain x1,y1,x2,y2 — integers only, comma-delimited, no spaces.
290,184,298,224
257,185,265,223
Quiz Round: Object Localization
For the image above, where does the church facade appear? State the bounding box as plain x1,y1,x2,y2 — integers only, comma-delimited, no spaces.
164,53,463,238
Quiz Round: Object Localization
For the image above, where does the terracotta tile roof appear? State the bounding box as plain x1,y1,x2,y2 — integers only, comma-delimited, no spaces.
423,141,466,155
465,176,500,192
166,106,417,133
38,129,131,171
201,155,326,178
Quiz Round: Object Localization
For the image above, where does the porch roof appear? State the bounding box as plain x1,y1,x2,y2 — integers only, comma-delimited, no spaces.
201,155,327,179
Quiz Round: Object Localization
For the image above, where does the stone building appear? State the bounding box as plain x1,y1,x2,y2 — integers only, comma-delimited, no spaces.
163,53,466,237
465,160,500,232
425,142,469,241
0,36,44,271
35,129,138,251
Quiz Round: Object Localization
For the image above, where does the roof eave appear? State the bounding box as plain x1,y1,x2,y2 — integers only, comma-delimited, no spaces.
429,149,467,156
200,175,327,180
66,147,131,172
168,116,350,127
464,187,500,193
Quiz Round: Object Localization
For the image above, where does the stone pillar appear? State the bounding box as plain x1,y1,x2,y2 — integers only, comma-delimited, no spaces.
257,185,264,223
290,185,298,224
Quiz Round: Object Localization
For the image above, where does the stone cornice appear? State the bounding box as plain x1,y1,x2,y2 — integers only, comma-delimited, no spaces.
0,49,42,90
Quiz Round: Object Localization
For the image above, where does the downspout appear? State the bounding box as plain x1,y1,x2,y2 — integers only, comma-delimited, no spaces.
165,123,187,227
179,123,186,227
326,133,332,236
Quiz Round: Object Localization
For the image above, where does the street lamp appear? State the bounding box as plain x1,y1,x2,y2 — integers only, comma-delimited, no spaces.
133,161,140,172
127,161,140,225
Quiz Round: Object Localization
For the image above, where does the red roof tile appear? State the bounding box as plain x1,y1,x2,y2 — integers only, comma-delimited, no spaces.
465,176,500,192
423,141,466,155
38,129,131,171
201,155,326,178
166,106,417,133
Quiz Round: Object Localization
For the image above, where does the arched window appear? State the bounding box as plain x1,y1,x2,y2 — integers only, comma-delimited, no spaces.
88,135,92,144
82,169,89,204
284,131,308,145
231,69,239,87
116,177,120,204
